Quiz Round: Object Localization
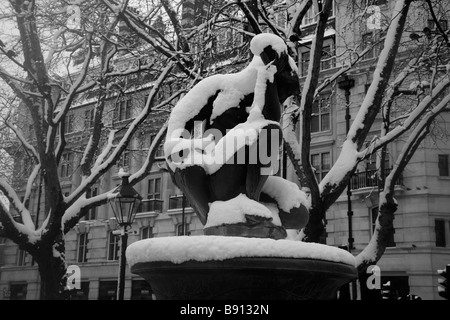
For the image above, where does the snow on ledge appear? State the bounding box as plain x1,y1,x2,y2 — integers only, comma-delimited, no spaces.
126,236,356,268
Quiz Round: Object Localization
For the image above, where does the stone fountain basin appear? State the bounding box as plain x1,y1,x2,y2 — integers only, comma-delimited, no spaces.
126,236,357,300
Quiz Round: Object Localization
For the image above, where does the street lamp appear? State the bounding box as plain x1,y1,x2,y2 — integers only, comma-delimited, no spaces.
338,75,355,251
109,170,142,300
338,75,356,300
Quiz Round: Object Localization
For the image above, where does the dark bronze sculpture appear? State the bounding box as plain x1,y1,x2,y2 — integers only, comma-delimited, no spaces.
164,34,309,239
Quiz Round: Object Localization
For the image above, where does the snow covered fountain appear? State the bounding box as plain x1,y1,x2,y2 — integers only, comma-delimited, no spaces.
127,34,357,300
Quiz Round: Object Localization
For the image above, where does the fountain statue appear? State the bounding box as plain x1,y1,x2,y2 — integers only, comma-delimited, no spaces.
127,33,357,300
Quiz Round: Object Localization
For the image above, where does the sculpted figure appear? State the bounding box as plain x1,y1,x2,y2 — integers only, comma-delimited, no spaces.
164,34,309,239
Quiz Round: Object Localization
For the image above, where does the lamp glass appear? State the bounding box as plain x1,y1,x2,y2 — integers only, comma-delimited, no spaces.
110,196,141,226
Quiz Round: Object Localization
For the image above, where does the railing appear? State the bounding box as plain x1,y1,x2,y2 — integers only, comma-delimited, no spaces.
137,199,164,213
169,195,190,210
351,169,403,190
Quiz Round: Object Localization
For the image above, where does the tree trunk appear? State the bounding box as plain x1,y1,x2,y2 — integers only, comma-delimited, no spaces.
34,232,68,300
303,206,326,243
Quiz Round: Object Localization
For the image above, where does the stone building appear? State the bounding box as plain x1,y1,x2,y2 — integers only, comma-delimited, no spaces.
289,0,450,300
0,0,449,300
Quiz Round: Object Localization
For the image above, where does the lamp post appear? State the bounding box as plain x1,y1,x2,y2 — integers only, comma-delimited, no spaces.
181,193,186,236
109,170,142,300
338,75,356,299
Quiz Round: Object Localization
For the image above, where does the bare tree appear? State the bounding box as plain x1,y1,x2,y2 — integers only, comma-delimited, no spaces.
1,0,449,300
244,0,450,279
0,0,191,299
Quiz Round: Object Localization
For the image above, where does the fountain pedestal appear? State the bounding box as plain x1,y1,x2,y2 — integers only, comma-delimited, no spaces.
127,236,358,300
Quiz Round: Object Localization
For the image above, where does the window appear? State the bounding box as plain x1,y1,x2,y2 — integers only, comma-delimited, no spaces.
131,280,153,300
9,283,27,300
321,45,336,71
69,281,89,300
311,95,332,133
362,32,383,60
77,233,89,263
98,281,117,300
115,99,132,122
107,232,120,261
380,276,410,300
215,28,231,49
428,19,448,31
84,108,95,129
365,150,390,172
60,152,74,178
84,187,98,221
301,51,310,77
148,177,162,200
23,157,34,176
117,150,130,169
301,44,336,77
435,219,446,247
365,0,387,5
141,226,154,240
438,155,449,176
311,152,331,181
274,11,287,29
17,249,28,267
150,134,165,158
64,113,75,134
371,207,395,247
362,33,375,60
177,223,190,236
302,0,335,25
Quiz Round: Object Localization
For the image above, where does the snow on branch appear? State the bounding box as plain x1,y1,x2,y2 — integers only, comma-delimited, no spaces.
65,61,176,208
282,100,308,185
0,178,35,230
62,191,111,234
101,0,194,78
53,32,94,126
363,78,450,154
131,120,168,184
236,0,263,34
286,0,312,41
0,199,41,246
346,0,412,144
319,0,413,204
23,164,41,214
93,129,117,171
297,0,334,198
355,93,450,270
0,66,33,106
314,44,387,99
4,119,39,162
160,0,190,52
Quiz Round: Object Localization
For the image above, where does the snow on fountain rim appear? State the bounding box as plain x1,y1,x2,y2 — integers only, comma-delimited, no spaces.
126,236,356,268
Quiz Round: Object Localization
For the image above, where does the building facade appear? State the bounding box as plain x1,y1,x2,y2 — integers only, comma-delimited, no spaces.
288,0,450,300
0,0,449,300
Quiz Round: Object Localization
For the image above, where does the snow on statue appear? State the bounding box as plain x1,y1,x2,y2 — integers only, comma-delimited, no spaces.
164,33,310,239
